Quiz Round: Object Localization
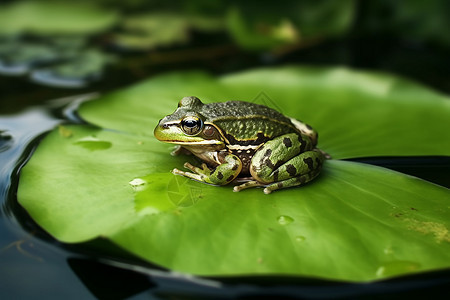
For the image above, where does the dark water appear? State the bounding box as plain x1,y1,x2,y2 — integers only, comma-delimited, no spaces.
1,37,450,298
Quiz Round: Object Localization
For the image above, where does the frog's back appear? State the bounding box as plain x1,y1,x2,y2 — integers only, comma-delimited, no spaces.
202,101,298,144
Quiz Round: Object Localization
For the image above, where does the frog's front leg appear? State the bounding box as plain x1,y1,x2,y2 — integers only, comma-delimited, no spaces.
235,133,324,193
170,145,192,156
172,154,242,185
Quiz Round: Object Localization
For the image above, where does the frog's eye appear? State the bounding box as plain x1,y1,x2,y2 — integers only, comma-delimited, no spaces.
181,116,203,135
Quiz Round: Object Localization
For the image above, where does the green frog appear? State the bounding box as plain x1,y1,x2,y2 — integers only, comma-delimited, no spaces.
154,96,325,194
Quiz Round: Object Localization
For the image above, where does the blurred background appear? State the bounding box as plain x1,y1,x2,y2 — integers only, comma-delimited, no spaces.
0,0,449,299
0,0,449,113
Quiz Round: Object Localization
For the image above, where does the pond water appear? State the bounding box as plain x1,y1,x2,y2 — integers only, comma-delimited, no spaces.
1,37,449,299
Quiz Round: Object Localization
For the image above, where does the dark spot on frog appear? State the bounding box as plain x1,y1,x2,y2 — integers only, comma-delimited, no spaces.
217,172,224,180
283,137,292,148
226,175,234,182
260,149,275,169
303,157,314,170
315,157,321,165
286,164,297,176
306,124,312,130
231,164,239,171
299,176,306,184
298,135,306,153
277,182,283,188
411,207,418,211
265,158,275,169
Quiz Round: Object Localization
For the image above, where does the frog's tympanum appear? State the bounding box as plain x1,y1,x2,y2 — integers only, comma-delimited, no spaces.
154,97,325,194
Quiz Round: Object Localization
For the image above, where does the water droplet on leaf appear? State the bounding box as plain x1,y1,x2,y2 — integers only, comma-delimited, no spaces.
74,136,112,150
277,215,294,225
295,235,306,242
58,125,73,138
376,261,420,278
383,246,394,255
129,178,147,191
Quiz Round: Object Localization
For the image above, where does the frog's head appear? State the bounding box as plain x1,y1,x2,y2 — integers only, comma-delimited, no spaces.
154,96,224,146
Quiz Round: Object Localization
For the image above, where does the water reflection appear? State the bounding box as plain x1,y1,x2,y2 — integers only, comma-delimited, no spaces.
0,130,13,153
0,104,92,300
0,108,61,217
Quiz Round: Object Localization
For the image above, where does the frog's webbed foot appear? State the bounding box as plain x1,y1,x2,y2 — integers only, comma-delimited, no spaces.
184,162,211,174
173,155,242,186
172,162,210,182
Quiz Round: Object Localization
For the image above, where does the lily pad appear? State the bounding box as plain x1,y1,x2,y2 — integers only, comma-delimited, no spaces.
0,1,118,35
18,67,450,282
113,14,189,50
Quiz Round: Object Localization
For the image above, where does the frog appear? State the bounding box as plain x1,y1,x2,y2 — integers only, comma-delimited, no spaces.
154,96,326,194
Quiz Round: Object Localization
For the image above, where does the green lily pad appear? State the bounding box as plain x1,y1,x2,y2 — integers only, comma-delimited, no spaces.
112,13,225,51
0,1,118,35
18,67,450,282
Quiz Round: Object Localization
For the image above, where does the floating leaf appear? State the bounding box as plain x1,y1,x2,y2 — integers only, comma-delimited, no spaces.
30,49,116,88
113,13,225,51
0,1,118,35
113,14,189,50
18,67,450,282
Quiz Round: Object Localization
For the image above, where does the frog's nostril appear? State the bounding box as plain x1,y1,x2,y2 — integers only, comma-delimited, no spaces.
162,123,169,129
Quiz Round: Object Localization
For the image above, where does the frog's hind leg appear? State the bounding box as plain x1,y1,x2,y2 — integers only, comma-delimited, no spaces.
262,169,321,194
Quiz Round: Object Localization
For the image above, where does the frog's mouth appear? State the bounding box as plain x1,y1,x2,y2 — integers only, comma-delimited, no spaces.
154,123,223,145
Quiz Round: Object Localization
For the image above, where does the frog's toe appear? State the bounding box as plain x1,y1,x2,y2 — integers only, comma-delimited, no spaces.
263,182,284,194
233,180,263,192
183,162,196,170
172,168,182,175
263,187,273,194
